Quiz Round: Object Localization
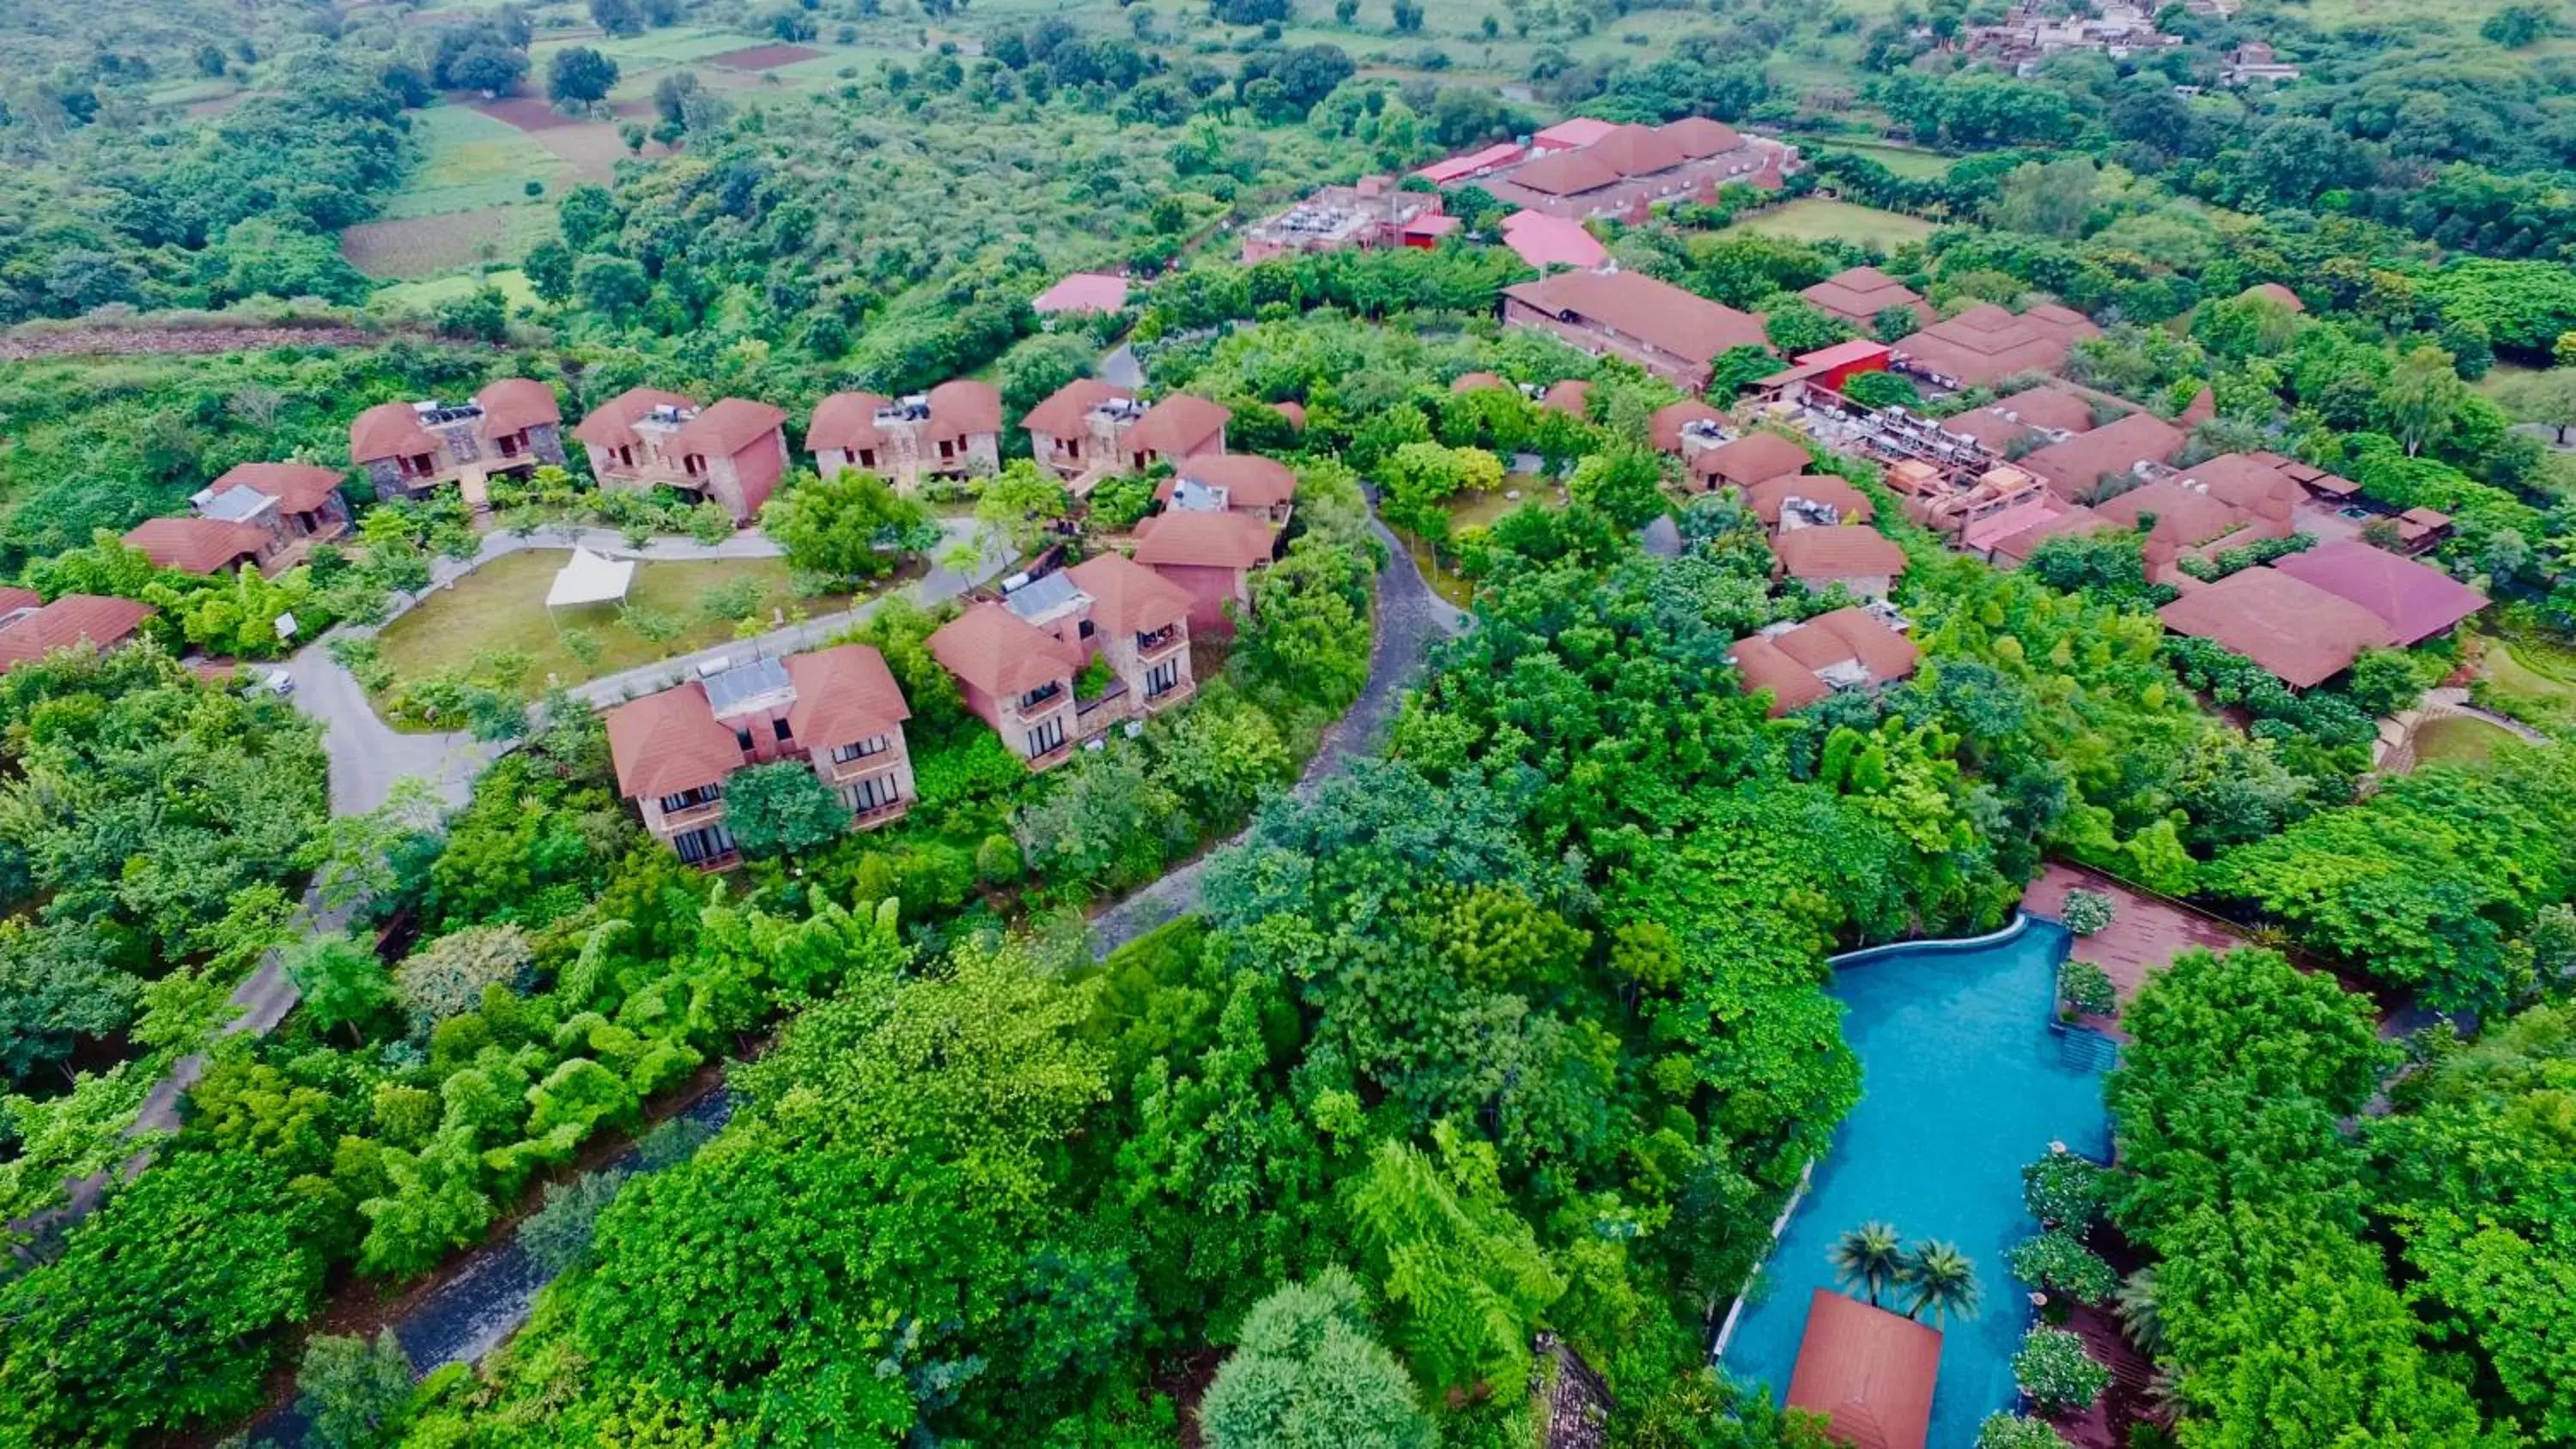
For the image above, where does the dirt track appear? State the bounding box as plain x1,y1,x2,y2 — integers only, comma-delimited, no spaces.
0,324,391,363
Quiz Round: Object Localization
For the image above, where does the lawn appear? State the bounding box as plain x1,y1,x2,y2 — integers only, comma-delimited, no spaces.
372,551,859,702
1826,140,1958,179
377,104,573,217
2409,714,2518,767
2475,637,2576,734
374,268,539,310
1716,198,1940,249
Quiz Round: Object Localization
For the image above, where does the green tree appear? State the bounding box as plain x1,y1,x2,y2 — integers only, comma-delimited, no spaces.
1345,1123,1567,1394
297,1330,416,1449
547,45,621,106
725,761,850,859
1899,1240,1980,1325
1829,1221,1905,1307
763,468,936,584
286,932,393,1044
1199,1269,1435,1449
973,459,1072,558
1568,447,1668,528
574,254,651,317
2011,1326,2109,1415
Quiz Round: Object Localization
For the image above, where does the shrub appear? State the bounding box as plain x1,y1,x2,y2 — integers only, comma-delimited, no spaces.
2021,1147,2104,1229
2058,959,2117,1018
2058,888,2113,936
2013,1326,2110,1415
392,925,532,1028
2008,1230,2117,1303
516,1166,632,1275
1978,1412,2072,1449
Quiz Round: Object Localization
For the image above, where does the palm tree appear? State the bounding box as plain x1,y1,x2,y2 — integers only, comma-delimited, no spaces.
2116,1266,2166,1356
1899,1240,1982,1326
1828,1222,1906,1307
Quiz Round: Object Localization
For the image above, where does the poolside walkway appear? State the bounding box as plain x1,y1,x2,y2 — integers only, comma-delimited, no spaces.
2022,863,2245,1040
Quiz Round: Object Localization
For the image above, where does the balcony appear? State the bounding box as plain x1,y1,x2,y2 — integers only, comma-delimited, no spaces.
850,797,910,829
659,797,728,831
1134,626,1183,661
816,750,894,785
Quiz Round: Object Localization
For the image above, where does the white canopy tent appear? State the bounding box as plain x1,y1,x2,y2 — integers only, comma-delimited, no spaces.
545,548,635,610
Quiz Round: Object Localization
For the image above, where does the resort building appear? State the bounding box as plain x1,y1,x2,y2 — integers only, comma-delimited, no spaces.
806,380,1005,491
1132,509,1279,635
348,379,564,505
1801,266,1932,333
1650,400,1728,461
1151,453,1299,527
1728,605,1919,717
1771,524,1909,598
2015,411,2184,500
1425,117,1794,221
1937,385,2103,456
927,553,1195,770
1024,382,1231,493
2157,566,2395,688
2271,543,2488,646
1031,271,1131,316
122,517,275,577
1753,339,1896,408
1498,209,1611,272
1240,177,1457,263
604,645,916,869
0,593,155,675
195,463,350,543
1783,1290,1940,1449
1502,269,1768,392
1889,303,2099,390
1747,474,1875,530
1690,431,1814,492
573,390,792,524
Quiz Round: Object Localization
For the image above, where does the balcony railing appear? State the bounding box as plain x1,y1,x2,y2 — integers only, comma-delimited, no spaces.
660,797,727,831
851,797,910,828
817,751,894,785
1135,626,1182,659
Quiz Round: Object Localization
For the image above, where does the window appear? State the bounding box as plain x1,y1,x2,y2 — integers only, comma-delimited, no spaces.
1018,680,1063,712
1147,658,1182,700
617,444,635,468
831,736,889,763
1137,624,1178,654
497,433,520,458
773,718,793,743
858,448,875,470
1025,715,1066,759
937,439,954,461
1078,619,1095,640
674,822,737,864
684,453,705,477
734,727,754,751
658,783,723,815
844,771,901,814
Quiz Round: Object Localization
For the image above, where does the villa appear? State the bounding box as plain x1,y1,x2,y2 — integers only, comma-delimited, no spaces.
574,389,792,523
927,553,1196,769
1690,431,1814,492
1024,382,1231,493
2157,567,2396,688
605,644,916,869
1772,524,1910,598
1728,605,1919,716
1890,304,2099,391
0,593,155,674
1501,270,1767,392
194,463,350,543
1132,509,1280,634
807,380,1005,491
122,517,276,577
348,379,564,505
1801,266,1933,333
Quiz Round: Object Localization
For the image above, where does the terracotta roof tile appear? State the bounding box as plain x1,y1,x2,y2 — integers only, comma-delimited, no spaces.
1023,378,1131,439
2175,452,2302,525
2272,543,2488,646
1650,400,1725,452
1771,524,1908,580
1727,634,1830,714
1990,385,2099,434
1452,371,1509,393
1774,605,1919,682
1746,475,1875,525
1133,509,1277,569
783,644,911,749
1543,379,1593,417
475,379,561,440
574,386,701,450
1498,209,1610,270
1127,395,1231,458
2018,412,2184,495
806,391,894,453
0,595,153,672
211,462,345,513
605,682,745,800
0,588,39,618
673,398,789,459
927,379,1004,438
1693,431,1812,487
1660,115,1744,157
1157,453,1299,509
1506,270,1768,367
1067,552,1192,635
122,518,270,575
928,602,1082,698
2158,567,2397,688
348,402,437,464
1786,1291,1941,1449
1031,272,1130,314
1510,147,1624,197
1583,122,1688,177
1893,303,2099,387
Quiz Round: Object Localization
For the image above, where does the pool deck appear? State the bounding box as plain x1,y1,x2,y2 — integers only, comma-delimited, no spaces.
2021,864,2245,1041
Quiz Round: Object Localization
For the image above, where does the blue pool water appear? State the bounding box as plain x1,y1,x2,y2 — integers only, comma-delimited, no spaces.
1717,918,2108,1446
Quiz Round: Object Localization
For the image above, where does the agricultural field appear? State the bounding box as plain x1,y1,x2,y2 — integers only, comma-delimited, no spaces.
1717,197,1941,249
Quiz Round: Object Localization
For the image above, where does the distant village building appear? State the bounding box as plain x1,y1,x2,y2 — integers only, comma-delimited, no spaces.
574,390,792,523
348,379,564,506
807,380,1004,491
1965,0,2178,74
2221,41,2300,83
605,645,917,869
1414,117,1798,222
1240,177,1458,263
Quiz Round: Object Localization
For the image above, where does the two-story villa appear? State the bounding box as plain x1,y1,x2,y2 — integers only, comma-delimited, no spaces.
574,388,792,523
1024,381,1231,493
807,379,1004,490
604,645,916,867
926,552,1195,769
348,379,565,506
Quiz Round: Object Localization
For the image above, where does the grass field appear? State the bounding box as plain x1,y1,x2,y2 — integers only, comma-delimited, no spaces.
2476,638,2576,734
343,204,558,280
1717,198,1939,249
379,104,574,217
373,551,857,700
374,269,539,310
2409,713,2519,767
1826,141,1959,179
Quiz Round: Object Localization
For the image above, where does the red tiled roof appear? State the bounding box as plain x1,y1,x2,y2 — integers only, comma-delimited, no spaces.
1452,372,1509,393
349,402,437,464
1414,142,1525,185
1067,552,1192,635
674,398,789,459
1693,431,1812,487
1128,395,1230,458
2018,412,2184,495
1661,115,1744,157
2241,281,2306,312
928,379,1004,438
783,644,910,750
1543,379,1593,417
1941,409,2032,454
1776,605,1919,682
1979,500,2110,562
1404,213,1462,240
1161,452,1299,509
1728,635,1831,714
0,595,154,672
1506,270,1769,368
605,682,744,800
1990,385,2099,435
1584,122,1688,178
0,588,39,618
928,602,1081,698
1534,118,1619,149
1786,1291,1941,1449
1274,401,1306,431
1801,266,1926,328
2176,452,2302,525
1509,147,1624,197
1133,509,1276,570
1498,209,1610,270
2272,542,2488,646
1772,524,1908,581
1894,302,2099,387
475,378,561,440
1031,272,1130,314
806,391,895,453
123,518,270,575
574,386,701,450
1650,400,1725,452
2158,567,2397,688
1746,475,1874,525
1023,378,1131,439
212,463,345,513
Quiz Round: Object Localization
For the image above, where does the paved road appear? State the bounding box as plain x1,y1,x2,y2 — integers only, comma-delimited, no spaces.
1087,515,1466,955
1098,343,1145,390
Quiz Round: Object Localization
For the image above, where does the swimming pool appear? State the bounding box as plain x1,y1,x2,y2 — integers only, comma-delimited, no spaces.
1717,916,2109,1446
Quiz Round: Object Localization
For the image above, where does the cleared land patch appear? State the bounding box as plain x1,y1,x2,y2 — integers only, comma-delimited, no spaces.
707,42,825,69
342,205,555,279
1716,197,1939,248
